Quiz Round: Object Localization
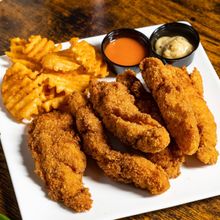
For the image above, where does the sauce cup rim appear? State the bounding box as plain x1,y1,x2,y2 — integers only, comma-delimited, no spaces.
101,28,150,68
149,22,200,62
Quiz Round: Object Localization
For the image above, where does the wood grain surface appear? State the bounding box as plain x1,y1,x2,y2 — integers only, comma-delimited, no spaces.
0,0,220,219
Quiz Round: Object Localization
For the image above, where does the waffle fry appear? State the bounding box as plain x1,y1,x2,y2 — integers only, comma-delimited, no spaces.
44,72,90,94
41,53,80,72
42,38,109,78
1,63,44,121
2,35,108,122
70,38,108,77
6,35,62,64
1,63,91,121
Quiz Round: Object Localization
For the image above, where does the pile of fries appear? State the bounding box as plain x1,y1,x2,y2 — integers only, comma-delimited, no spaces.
1,35,108,122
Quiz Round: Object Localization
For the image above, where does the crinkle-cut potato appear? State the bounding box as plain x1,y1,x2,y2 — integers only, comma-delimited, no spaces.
1,63,90,122
41,53,80,72
44,72,90,94
1,63,45,121
42,38,109,78
2,35,108,122
6,36,61,69
70,38,108,77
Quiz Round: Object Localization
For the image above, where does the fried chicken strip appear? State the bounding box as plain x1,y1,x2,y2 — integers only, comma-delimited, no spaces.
67,92,170,194
140,58,200,155
190,68,204,97
116,70,163,124
117,70,184,178
89,80,170,153
28,112,92,212
166,65,218,164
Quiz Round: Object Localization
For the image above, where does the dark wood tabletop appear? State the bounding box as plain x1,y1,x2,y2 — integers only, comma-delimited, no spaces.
0,0,220,219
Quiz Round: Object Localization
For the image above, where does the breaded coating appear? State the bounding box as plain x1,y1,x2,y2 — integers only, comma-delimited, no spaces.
117,70,184,178
146,142,184,178
116,70,163,124
67,92,170,195
190,68,204,97
28,112,92,212
89,80,170,153
167,65,218,164
140,58,200,155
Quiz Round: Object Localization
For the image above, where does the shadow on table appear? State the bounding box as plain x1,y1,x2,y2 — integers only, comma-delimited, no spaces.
183,155,205,168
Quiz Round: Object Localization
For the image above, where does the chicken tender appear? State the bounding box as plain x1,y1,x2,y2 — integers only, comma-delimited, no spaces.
167,65,218,164
28,112,92,212
67,92,170,195
190,68,204,97
117,70,184,178
89,80,170,153
140,58,200,155
116,70,163,124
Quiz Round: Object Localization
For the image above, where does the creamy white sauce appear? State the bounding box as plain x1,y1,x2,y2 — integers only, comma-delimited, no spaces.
155,36,194,59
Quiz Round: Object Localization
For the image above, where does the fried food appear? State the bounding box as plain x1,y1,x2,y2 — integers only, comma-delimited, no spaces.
146,143,184,178
190,68,204,97
1,63,44,121
166,65,218,164
41,38,108,78
2,36,108,121
66,92,170,194
116,70,163,124
89,80,170,153
28,111,92,212
6,36,61,69
140,58,200,155
1,63,90,121
117,70,184,178
70,38,108,77
41,52,80,72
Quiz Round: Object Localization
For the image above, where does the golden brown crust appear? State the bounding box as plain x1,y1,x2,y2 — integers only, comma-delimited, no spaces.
168,65,218,164
67,92,170,195
116,70,163,124
190,68,204,97
140,58,200,155
28,111,92,212
117,70,185,178
146,143,184,178
89,80,170,153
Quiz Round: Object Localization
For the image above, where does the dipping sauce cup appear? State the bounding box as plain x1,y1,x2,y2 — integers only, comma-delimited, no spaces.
150,22,200,67
101,28,150,74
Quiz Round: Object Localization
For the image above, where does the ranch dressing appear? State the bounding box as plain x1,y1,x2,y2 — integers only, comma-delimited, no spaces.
155,36,193,59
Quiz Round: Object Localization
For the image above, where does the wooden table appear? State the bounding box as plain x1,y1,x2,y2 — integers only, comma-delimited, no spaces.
0,0,220,219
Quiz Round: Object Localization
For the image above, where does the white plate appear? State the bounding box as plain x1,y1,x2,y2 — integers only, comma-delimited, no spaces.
1,22,220,220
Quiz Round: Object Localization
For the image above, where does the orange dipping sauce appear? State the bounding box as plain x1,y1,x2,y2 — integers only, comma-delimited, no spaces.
104,37,147,66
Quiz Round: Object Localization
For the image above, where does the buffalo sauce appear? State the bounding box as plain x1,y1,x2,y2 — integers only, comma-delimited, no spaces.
104,37,147,66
